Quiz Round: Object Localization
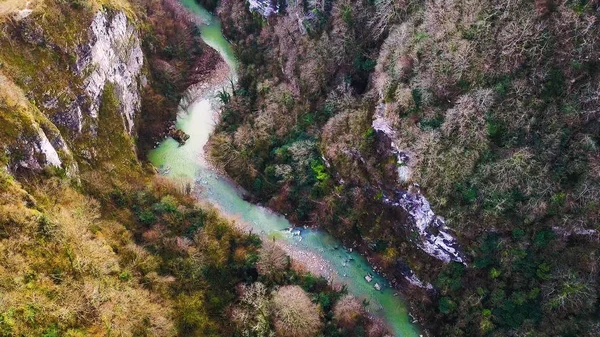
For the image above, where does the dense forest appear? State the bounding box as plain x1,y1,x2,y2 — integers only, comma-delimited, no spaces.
206,0,600,336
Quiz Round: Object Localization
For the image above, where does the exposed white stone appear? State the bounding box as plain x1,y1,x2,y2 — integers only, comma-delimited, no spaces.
77,11,144,134
384,190,466,265
372,104,413,182
72,106,83,133
15,125,69,171
552,226,599,240
248,0,278,17
36,129,62,167
372,115,395,136
13,1,33,21
14,8,33,20
373,103,466,265
397,192,465,264
404,272,434,290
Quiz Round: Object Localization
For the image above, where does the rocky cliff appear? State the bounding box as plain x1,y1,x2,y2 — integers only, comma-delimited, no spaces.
0,2,145,174
76,10,144,134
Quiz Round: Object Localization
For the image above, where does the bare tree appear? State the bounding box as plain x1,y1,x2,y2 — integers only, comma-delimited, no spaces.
333,295,364,329
232,282,275,337
272,286,323,337
257,240,289,277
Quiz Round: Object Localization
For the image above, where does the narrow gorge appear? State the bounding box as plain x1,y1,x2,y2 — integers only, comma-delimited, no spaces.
1,0,599,336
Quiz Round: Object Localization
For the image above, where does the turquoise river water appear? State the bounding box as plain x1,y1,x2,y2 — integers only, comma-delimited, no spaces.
148,2,421,336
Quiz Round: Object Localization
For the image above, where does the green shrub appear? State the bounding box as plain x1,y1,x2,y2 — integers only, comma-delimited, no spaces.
534,229,555,248
342,6,353,26
0,310,15,336
439,297,456,314
419,116,444,130
37,214,58,239
541,68,565,101
138,209,156,226
42,325,59,337
301,273,328,293
456,183,477,204
119,270,132,282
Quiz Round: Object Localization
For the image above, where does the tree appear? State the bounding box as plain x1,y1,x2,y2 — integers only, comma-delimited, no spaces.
543,269,596,315
333,295,364,330
272,286,323,337
256,240,288,279
232,282,274,337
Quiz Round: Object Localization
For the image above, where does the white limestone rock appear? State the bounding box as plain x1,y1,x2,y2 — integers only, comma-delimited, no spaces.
248,0,278,17
37,129,62,167
13,124,72,172
76,10,144,134
373,104,466,265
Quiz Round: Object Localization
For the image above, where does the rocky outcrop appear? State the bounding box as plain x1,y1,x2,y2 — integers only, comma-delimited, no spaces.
2,8,145,175
5,120,75,173
13,128,61,171
385,190,466,264
553,226,600,241
396,260,434,290
248,0,279,17
0,72,75,174
76,10,144,134
372,108,413,183
373,107,466,265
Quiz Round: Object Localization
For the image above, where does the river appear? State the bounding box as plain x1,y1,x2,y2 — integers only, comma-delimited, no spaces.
148,2,421,336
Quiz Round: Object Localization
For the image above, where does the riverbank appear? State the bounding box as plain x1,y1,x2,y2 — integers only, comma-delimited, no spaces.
147,1,421,335
210,200,339,280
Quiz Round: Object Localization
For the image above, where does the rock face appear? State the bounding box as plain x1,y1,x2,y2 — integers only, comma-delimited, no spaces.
372,108,413,183
2,9,145,175
373,106,466,265
14,128,62,171
76,10,144,134
36,130,62,167
0,71,75,174
248,0,279,17
7,121,75,173
386,191,466,264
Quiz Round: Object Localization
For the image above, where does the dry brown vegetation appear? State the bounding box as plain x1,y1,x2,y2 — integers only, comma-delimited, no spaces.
333,295,364,330
0,2,389,336
272,286,323,337
256,240,289,279
0,170,175,336
0,1,248,335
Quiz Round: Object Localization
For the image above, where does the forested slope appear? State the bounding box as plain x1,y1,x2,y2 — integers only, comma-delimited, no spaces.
208,0,600,335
